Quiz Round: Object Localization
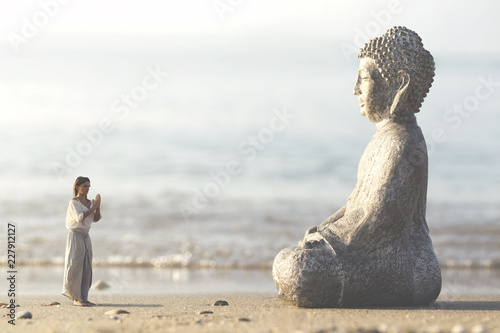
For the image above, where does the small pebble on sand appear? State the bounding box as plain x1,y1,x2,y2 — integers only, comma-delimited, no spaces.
92,280,110,290
238,317,251,322
16,311,32,319
199,311,214,315
42,301,60,306
377,324,390,332
471,325,488,333
105,309,130,315
213,300,229,306
451,325,466,333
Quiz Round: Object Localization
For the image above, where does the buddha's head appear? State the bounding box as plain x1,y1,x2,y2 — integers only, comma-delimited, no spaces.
354,26,435,123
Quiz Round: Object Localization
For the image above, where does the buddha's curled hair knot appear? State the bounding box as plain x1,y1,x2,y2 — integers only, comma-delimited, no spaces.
358,26,435,113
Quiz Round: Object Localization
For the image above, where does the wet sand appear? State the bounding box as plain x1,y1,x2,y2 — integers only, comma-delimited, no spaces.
1,293,499,333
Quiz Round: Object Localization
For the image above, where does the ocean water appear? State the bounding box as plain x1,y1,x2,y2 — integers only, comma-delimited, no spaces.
0,36,499,293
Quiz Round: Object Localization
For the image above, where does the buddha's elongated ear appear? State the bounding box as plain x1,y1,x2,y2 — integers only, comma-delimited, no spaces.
390,70,411,117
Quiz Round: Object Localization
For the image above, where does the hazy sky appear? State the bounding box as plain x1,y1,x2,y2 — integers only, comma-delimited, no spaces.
1,0,499,131
0,0,499,202
1,0,500,54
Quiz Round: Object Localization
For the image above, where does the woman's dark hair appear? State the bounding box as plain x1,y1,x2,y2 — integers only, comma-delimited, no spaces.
73,176,90,197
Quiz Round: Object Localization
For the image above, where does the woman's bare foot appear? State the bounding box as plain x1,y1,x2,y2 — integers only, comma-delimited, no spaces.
73,300,88,306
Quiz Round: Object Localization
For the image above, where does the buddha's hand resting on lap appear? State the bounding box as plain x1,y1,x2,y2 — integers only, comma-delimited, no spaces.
298,227,332,252
300,226,319,242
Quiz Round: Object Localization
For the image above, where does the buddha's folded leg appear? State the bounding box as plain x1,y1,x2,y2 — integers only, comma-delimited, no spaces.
272,244,344,308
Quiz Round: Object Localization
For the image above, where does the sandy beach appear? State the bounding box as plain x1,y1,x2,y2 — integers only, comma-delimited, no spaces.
1,293,499,333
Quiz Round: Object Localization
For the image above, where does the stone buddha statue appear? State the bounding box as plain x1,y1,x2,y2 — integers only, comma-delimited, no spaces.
272,26,441,308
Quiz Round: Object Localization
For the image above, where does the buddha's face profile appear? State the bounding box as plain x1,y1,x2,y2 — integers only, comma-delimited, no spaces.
355,26,436,121
354,57,394,123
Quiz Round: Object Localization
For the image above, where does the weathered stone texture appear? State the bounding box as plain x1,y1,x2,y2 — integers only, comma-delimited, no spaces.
273,27,441,308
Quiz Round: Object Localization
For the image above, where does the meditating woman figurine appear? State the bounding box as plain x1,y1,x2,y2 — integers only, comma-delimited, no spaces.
272,26,441,308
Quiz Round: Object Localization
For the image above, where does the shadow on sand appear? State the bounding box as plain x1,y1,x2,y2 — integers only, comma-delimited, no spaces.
431,301,500,311
95,303,162,308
